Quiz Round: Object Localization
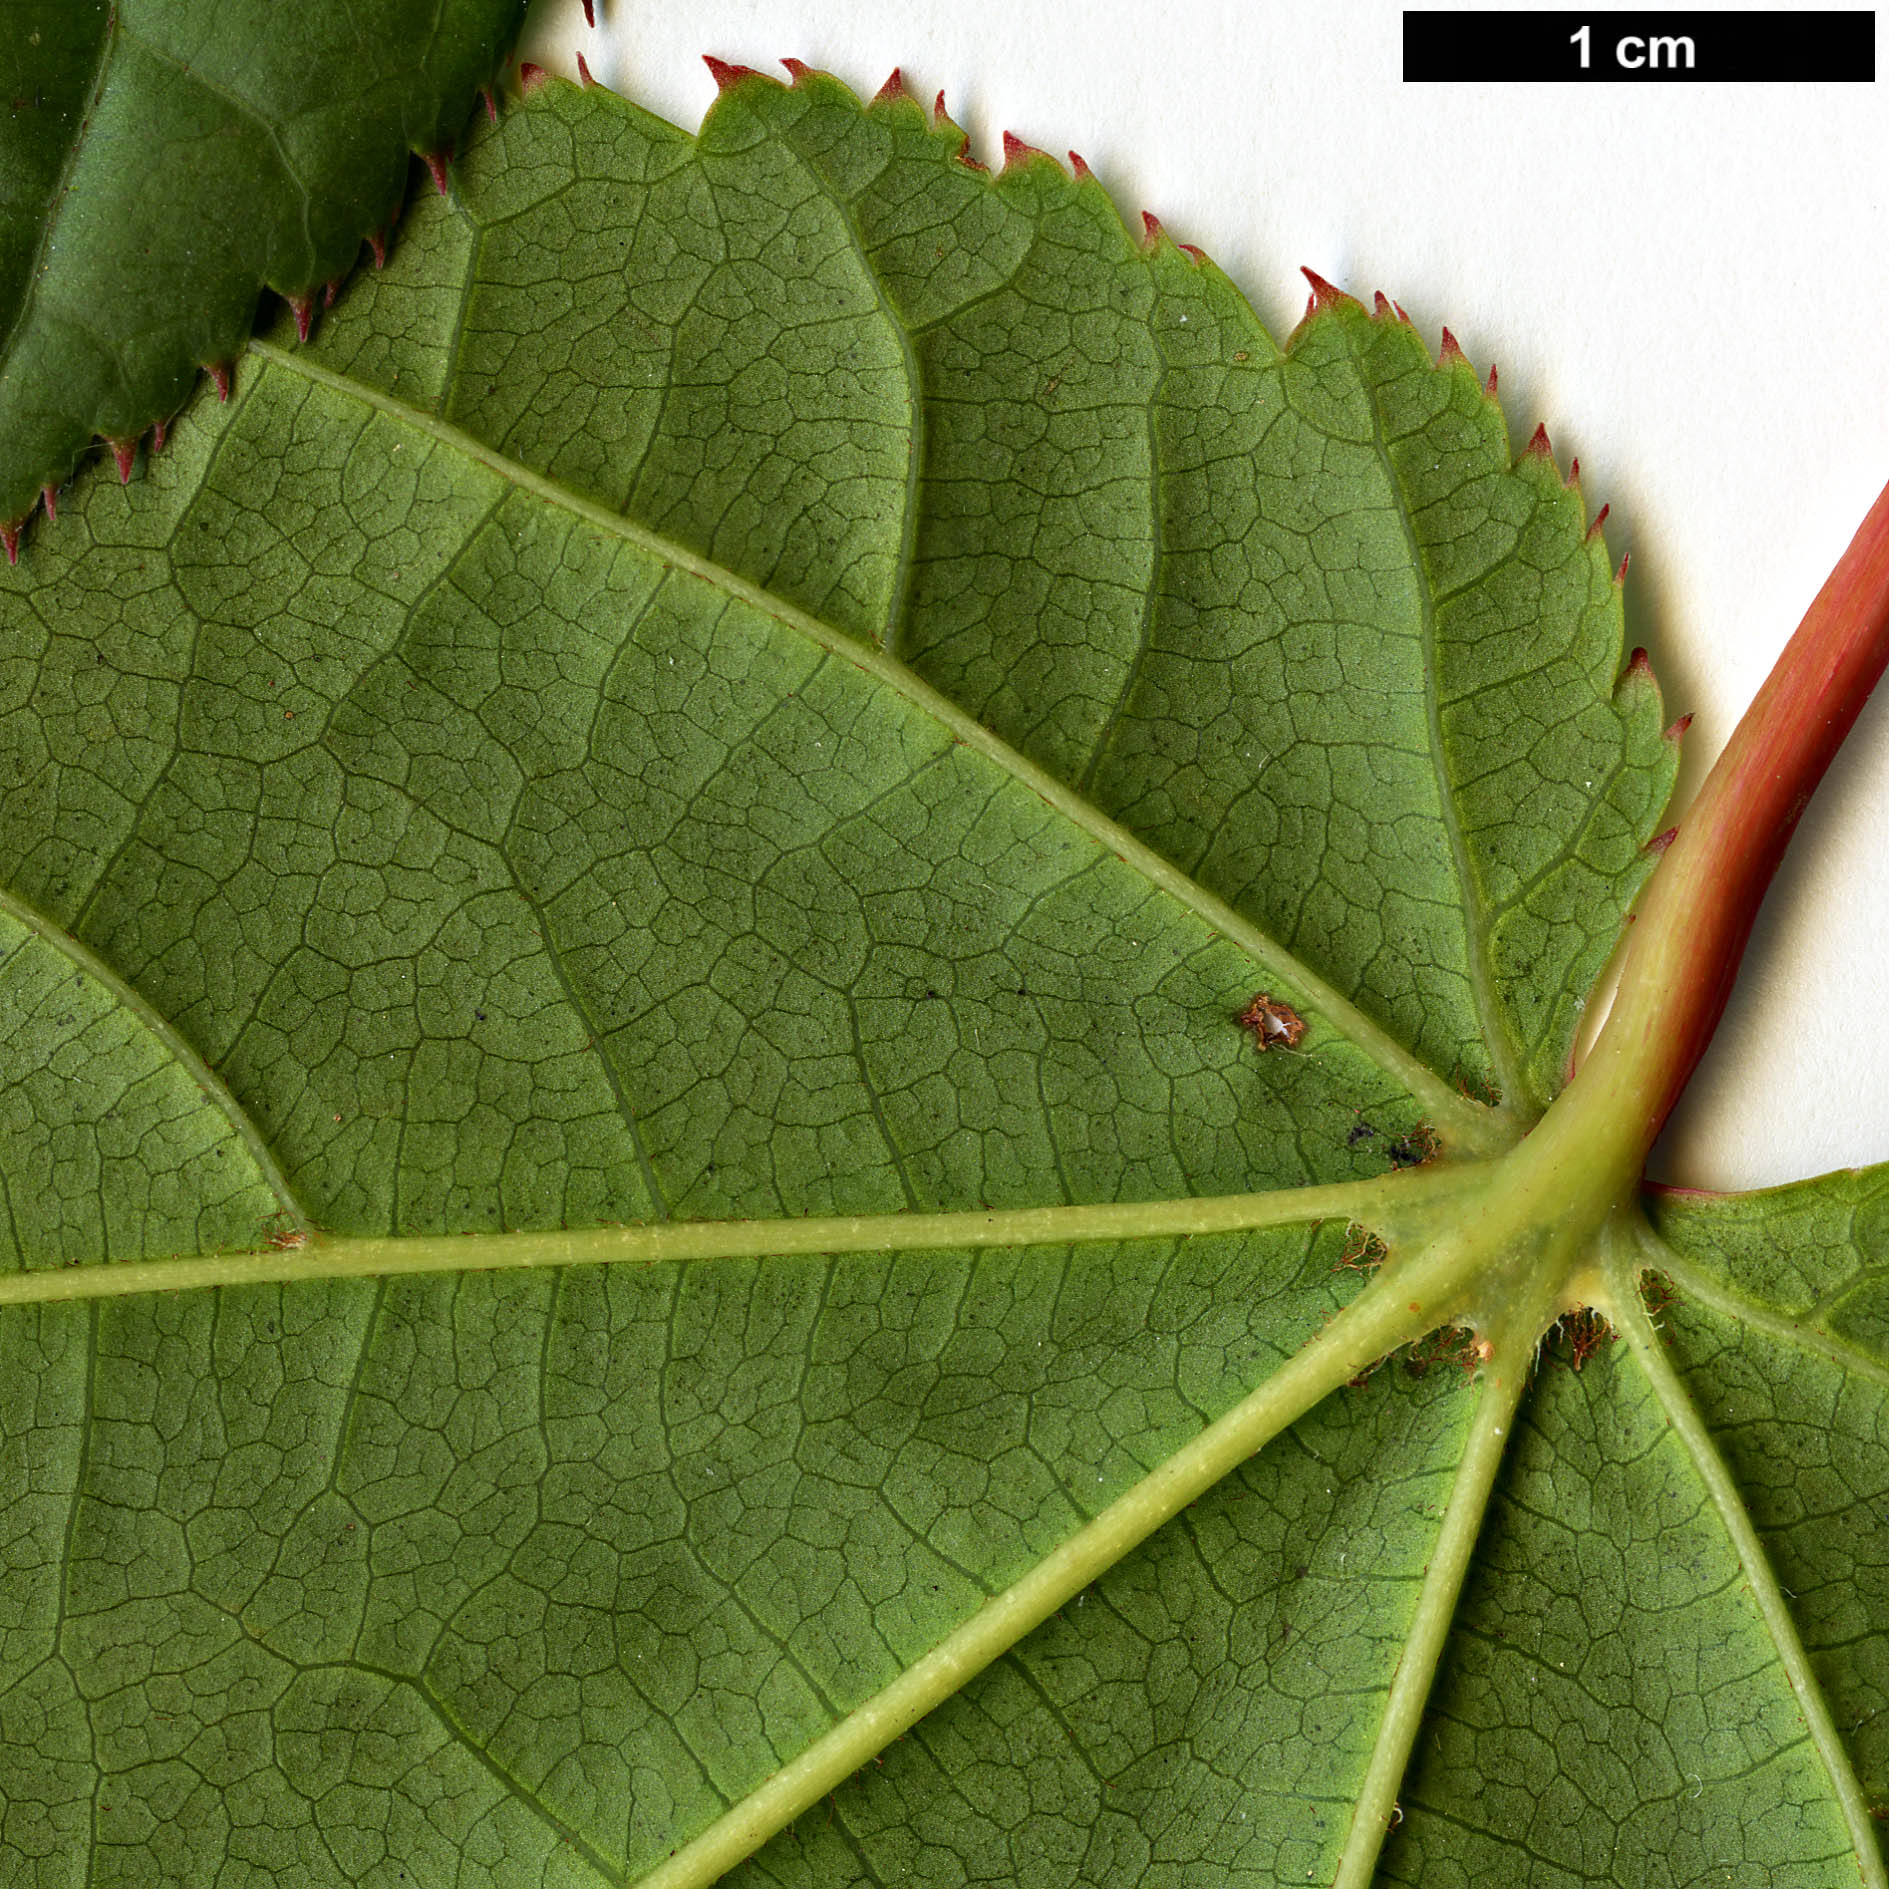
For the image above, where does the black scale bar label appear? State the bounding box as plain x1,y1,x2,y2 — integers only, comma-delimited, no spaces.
1404,11,1875,80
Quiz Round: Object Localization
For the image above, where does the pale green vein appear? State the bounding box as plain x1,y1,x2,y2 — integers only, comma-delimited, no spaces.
627,1237,1468,1889
0,1165,1467,1307
0,884,307,1230
1356,339,1529,1126
1609,1241,1889,1889
1329,1309,1536,1889
244,336,1509,1157
1638,1226,1889,1394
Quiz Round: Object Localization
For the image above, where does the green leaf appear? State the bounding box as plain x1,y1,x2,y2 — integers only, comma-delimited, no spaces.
0,57,1884,1889
0,0,531,530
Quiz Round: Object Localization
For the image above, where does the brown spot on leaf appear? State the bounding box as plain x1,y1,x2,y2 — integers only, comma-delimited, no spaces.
1237,992,1306,1052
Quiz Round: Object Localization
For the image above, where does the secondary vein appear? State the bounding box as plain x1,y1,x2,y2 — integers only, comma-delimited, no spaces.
1640,1228,1889,1394
1611,1246,1889,1889
621,1251,1456,1889
1328,1276,1546,1888
0,1165,1467,1307
1356,339,1530,1122
243,337,1506,1155
0,883,308,1230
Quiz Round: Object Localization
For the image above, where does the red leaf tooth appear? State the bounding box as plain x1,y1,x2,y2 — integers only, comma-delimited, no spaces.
151,418,168,455
1000,130,1053,171
1141,210,1166,248
581,0,595,23
1393,299,1413,324
422,148,452,196
781,57,812,83
1438,326,1469,368
1300,268,1352,312
479,84,498,125
207,360,232,402
0,520,19,567
106,436,137,484
933,89,948,125
1623,646,1655,685
704,55,760,92
1179,243,1206,264
1585,502,1610,541
1372,290,1397,321
322,276,342,309
1644,826,1679,856
519,62,549,94
1485,364,1498,397
1068,150,1093,181
286,291,315,342
954,136,986,173
1665,711,1693,743
40,484,57,525
576,51,596,87
367,229,388,270
1525,421,1553,461
873,68,908,105
1566,456,1581,490
1615,550,1631,585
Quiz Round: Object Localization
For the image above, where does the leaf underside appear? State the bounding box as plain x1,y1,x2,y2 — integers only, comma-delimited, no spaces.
0,63,1884,1888
0,0,531,527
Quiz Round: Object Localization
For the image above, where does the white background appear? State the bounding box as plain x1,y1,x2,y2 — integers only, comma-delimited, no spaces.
515,0,1889,1193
